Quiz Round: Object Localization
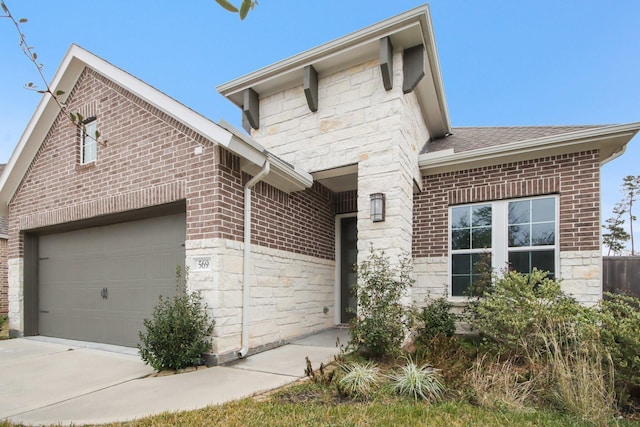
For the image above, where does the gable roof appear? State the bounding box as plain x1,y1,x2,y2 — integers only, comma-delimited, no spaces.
0,45,312,216
217,4,451,139
419,123,640,174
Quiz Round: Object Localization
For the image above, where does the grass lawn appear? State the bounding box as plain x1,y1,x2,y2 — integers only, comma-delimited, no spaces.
1,381,632,427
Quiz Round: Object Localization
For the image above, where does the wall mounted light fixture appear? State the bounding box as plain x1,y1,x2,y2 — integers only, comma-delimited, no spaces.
370,193,385,222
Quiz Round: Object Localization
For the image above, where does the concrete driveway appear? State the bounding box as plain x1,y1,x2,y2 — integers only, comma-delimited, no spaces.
0,329,348,426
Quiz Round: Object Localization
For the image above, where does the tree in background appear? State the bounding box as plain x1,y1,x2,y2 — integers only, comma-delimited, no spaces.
604,175,640,256
603,201,630,256
621,175,640,255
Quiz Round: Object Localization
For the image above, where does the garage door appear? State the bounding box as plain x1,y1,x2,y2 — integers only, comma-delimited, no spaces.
37,213,186,347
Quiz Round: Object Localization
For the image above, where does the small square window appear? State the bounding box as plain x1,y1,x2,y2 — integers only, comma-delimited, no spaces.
81,120,97,164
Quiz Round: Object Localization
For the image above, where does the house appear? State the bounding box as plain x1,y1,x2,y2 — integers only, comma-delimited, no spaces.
0,164,6,317
0,5,638,363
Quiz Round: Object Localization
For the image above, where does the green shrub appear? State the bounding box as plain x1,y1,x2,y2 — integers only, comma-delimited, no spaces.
0,314,7,339
600,292,640,403
336,361,380,399
349,248,413,359
469,269,594,356
416,296,456,346
390,359,444,402
138,267,215,371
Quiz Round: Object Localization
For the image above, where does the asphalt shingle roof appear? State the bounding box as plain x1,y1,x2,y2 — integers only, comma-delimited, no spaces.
422,125,603,154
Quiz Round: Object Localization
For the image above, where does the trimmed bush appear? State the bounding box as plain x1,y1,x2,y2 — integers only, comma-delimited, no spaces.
349,248,413,359
138,267,215,371
416,296,456,346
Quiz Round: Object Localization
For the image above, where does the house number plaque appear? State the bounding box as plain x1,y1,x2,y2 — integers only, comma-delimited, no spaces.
192,257,212,272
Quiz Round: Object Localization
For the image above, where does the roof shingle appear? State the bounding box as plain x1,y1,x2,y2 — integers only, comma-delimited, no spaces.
422,125,603,154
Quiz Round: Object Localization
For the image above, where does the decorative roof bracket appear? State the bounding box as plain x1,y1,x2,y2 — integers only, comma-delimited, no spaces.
403,44,425,94
242,87,260,132
380,37,393,91
303,65,319,112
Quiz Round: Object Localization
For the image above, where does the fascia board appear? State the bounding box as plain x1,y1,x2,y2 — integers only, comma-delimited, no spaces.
0,46,82,217
69,46,232,147
419,123,640,174
417,8,451,137
217,5,451,139
216,5,431,97
266,152,313,190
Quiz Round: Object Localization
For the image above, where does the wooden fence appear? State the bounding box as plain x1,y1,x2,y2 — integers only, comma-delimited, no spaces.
603,256,640,297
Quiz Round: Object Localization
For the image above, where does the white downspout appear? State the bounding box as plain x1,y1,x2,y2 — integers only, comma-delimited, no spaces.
239,161,270,358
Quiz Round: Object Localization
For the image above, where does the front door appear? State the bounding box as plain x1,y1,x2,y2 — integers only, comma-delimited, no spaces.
340,216,357,323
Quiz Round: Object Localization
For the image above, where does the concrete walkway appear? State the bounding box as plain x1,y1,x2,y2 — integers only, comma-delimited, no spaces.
0,328,349,426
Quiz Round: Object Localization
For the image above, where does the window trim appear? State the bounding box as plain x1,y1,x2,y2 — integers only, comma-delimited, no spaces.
448,195,560,299
80,118,97,165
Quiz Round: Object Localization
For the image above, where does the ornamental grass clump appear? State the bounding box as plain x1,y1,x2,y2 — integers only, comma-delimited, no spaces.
467,355,534,411
390,359,444,402
336,361,380,399
138,267,215,371
535,322,616,426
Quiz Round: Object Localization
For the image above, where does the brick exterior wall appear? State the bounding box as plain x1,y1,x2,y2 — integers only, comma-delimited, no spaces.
0,238,6,315
252,181,334,260
413,150,600,257
8,67,334,261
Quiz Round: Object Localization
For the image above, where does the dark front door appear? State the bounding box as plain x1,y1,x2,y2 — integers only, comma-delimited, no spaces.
340,216,357,323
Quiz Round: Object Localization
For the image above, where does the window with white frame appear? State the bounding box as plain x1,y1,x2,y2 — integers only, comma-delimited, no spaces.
81,119,97,164
450,195,558,297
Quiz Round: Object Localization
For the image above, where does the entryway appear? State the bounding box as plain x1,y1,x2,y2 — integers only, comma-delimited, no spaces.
339,216,357,323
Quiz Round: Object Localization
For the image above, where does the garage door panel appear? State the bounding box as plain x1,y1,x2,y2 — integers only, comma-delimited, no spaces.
38,213,186,347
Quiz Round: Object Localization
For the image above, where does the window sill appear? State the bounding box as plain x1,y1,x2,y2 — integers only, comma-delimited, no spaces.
76,161,96,171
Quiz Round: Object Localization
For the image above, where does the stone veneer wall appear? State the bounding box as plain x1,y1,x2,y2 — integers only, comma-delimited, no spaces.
413,150,602,305
252,52,429,265
186,239,335,358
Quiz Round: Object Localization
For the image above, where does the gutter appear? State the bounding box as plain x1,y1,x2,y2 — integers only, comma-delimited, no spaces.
239,161,271,358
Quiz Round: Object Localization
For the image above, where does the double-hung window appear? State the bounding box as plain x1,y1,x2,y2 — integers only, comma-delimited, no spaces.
81,119,97,164
450,196,558,297
451,204,492,296
507,198,556,276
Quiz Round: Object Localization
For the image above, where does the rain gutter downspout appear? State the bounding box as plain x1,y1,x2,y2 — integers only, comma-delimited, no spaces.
239,161,270,358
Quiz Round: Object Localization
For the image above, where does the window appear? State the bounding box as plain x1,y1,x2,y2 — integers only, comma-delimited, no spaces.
449,196,558,297
508,198,556,276
81,119,97,164
451,204,492,296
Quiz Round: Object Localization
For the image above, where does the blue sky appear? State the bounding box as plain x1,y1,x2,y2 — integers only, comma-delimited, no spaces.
1,1,639,249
